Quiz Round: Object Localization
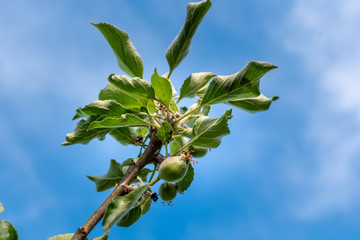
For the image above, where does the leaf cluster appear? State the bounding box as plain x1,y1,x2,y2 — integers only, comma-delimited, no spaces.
58,0,278,239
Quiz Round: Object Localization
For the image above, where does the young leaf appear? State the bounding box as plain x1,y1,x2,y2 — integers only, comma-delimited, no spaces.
0,202,4,213
137,168,152,182
191,109,232,148
99,84,142,109
169,137,187,155
62,116,111,145
0,220,18,240
179,72,215,101
150,68,173,106
200,61,278,106
136,127,149,137
48,234,86,240
92,22,143,78
108,74,156,105
91,233,109,240
140,195,152,215
170,98,179,112
228,94,279,113
87,159,124,192
180,128,193,138
166,0,212,75
146,100,157,114
116,205,142,227
195,83,209,97
110,127,137,145
157,122,173,142
89,114,153,130
102,184,149,231
176,163,195,193
73,100,127,120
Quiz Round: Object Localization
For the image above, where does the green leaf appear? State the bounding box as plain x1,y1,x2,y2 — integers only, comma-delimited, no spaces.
200,61,278,106
146,100,157,114
103,184,149,231
62,116,111,145
89,114,153,130
116,205,142,227
191,109,232,148
110,127,137,145
99,84,143,109
157,122,173,142
73,100,127,120
180,128,193,138
0,202,4,213
92,22,143,78
0,220,18,240
48,234,86,240
166,0,212,75
91,232,109,240
136,127,149,137
87,159,124,192
169,137,187,155
228,94,279,113
179,72,215,101
195,83,208,97
176,164,194,193
151,68,173,106
140,195,152,215
135,168,152,183
108,74,155,106
170,98,179,112
202,105,211,116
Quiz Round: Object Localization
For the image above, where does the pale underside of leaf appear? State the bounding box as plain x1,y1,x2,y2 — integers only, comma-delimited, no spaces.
0,220,18,240
73,100,127,120
200,61,278,107
89,114,152,130
62,116,111,145
191,109,232,148
228,94,279,113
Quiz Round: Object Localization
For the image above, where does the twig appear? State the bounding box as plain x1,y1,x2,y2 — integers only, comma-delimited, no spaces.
71,129,162,240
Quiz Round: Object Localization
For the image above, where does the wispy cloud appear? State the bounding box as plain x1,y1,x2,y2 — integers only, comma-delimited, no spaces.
280,0,360,219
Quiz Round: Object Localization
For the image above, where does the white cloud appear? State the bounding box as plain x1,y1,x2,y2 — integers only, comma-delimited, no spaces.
281,0,360,219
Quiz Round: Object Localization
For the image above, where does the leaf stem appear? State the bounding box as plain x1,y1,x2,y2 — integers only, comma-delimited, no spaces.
173,139,194,156
70,130,162,240
175,105,202,123
148,163,157,183
137,176,144,185
171,135,182,139
149,176,160,187
165,143,169,157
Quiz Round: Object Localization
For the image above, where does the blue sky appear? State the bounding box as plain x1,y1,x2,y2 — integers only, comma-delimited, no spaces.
1,0,360,239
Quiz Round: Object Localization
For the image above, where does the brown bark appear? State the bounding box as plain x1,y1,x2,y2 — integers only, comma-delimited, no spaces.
71,130,162,240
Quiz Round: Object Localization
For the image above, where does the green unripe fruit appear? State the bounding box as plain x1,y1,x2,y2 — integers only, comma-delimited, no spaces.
159,182,177,201
188,145,208,158
159,156,188,183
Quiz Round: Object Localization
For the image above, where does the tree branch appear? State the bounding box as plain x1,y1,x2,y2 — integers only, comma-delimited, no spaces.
71,129,162,240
